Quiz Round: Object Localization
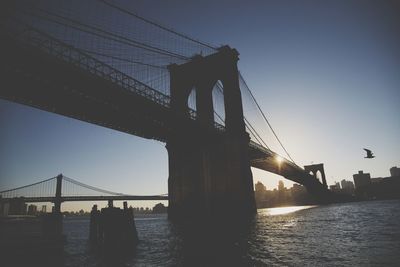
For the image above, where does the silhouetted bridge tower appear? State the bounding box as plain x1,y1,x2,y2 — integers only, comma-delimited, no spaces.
0,0,338,219
167,47,256,217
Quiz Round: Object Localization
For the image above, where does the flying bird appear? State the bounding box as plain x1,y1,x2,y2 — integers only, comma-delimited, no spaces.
363,148,375,159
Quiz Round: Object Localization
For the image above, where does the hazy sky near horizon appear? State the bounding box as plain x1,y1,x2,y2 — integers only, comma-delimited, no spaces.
1,0,399,210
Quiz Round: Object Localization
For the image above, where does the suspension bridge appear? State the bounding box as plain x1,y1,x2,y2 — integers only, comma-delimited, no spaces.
0,174,167,214
0,0,336,218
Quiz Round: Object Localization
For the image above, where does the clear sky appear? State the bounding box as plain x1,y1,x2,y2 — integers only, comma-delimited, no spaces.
1,0,399,210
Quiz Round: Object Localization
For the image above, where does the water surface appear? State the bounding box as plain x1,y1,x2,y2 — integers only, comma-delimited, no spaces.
62,200,400,266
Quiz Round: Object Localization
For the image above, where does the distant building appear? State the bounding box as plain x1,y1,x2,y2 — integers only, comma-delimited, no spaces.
353,171,371,189
341,180,355,190
390,166,400,177
152,203,167,214
352,167,400,200
27,204,37,215
254,181,268,207
253,181,315,208
9,198,27,215
329,182,341,192
41,205,47,213
278,180,285,191
1,202,10,216
291,184,306,194
371,177,384,184
255,181,266,192
341,179,355,195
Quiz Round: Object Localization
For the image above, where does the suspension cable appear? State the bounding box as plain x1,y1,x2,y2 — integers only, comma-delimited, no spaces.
239,72,296,164
244,117,270,149
214,82,270,149
79,49,168,69
24,9,190,60
0,176,56,193
62,176,125,196
98,0,217,51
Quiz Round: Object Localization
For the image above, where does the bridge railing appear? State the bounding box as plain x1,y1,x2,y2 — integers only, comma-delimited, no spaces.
8,23,172,108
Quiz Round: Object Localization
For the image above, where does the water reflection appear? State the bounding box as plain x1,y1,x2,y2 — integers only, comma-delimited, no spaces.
260,205,317,216
167,216,256,266
60,200,400,266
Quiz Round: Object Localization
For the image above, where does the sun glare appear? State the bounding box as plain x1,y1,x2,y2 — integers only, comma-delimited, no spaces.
275,155,283,163
261,205,317,216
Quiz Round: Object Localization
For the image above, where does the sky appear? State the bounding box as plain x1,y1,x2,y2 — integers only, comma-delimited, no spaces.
1,0,399,210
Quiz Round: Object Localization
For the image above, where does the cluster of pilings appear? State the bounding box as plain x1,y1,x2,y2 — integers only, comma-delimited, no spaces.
89,201,138,250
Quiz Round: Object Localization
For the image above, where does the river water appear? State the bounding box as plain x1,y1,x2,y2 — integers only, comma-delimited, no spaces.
62,200,400,266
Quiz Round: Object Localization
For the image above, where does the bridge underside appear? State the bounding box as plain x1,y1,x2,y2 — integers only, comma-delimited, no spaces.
0,36,170,142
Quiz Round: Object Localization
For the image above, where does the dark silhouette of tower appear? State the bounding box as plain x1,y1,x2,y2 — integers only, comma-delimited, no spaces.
304,164,328,189
54,174,63,214
167,46,256,220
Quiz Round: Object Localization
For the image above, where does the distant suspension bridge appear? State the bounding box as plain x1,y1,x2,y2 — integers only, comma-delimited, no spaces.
0,174,168,213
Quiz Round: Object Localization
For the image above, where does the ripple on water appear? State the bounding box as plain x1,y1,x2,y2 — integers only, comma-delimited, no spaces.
61,200,400,266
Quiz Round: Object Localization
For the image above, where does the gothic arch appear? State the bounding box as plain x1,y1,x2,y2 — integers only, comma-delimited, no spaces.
303,163,327,188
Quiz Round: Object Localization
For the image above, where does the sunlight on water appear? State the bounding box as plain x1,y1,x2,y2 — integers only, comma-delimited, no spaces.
260,205,317,216
30,200,400,266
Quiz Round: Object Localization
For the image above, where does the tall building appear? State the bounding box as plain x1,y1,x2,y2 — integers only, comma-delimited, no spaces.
341,179,355,190
329,182,341,192
278,180,285,191
254,181,267,206
255,181,266,192
353,171,371,189
341,179,355,195
291,184,306,194
9,198,27,215
390,166,400,177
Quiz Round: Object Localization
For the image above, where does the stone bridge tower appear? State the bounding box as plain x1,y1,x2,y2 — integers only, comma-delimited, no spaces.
304,163,328,189
167,46,256,220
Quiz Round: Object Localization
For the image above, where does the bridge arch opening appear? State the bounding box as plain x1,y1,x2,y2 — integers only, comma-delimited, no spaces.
212,80,225,126
187,87,197,116
315,170,322,183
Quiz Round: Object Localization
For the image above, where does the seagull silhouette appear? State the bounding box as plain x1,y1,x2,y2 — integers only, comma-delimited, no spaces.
363,148,375,159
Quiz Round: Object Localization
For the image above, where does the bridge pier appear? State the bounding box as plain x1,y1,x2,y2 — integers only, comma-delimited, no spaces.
167,46,256,220
167,133,255,219
89,201,138,252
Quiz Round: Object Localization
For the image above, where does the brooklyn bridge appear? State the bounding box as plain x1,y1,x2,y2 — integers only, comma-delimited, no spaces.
0,0,341,218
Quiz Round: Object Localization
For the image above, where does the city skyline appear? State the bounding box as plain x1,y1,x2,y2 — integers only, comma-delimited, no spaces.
1,0,399,209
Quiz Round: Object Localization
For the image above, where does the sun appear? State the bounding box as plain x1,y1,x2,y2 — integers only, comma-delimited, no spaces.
275,155,283,163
